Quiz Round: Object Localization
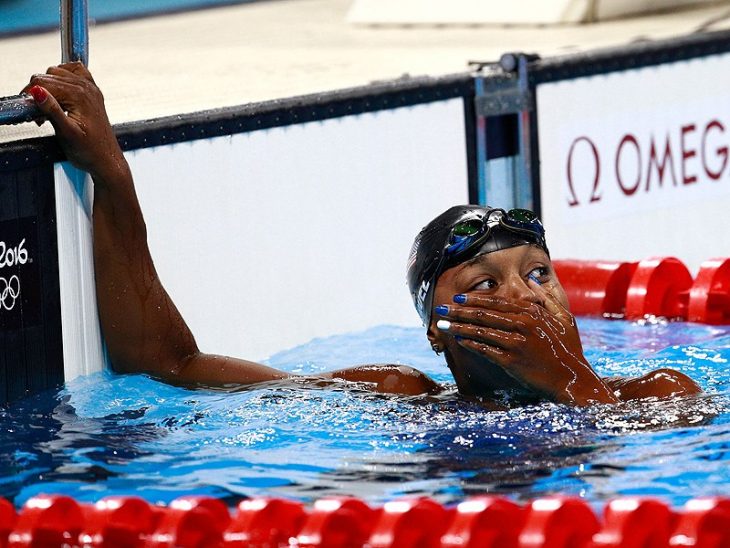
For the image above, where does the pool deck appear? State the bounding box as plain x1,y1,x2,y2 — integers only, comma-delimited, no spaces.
2,0,730,143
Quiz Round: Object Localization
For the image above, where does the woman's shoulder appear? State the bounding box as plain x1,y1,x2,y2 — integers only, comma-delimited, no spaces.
604,369,701,401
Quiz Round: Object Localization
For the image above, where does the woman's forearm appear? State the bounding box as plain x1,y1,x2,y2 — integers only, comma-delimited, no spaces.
21,63,202,378
91,151,199,376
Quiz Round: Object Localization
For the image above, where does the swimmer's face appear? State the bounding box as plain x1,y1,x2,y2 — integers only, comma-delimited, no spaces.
428,244,569,351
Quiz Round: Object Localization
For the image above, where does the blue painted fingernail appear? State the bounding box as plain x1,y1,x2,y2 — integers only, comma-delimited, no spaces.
454,335,463,341
453,294,467,304
436,319,451,331
434,305,449,316
528,274,542,285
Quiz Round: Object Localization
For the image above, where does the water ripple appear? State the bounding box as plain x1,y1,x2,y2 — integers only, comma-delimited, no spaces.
1,319,729,507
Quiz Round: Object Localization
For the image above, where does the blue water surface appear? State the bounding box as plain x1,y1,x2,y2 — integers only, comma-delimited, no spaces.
0,0,270,36
1,318,729,508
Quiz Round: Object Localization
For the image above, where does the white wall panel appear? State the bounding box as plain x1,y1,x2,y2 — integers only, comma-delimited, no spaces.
54,163,105,379
128,100,468,360
348,0,716,25
537,53,730,272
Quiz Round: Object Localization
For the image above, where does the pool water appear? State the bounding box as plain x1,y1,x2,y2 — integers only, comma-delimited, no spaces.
0,0,264,36
1,318,729,508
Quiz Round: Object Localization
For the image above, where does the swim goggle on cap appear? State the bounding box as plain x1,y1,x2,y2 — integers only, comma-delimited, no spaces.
406,205,549,327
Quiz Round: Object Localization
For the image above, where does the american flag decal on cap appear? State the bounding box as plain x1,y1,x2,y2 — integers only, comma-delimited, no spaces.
406,235,420,273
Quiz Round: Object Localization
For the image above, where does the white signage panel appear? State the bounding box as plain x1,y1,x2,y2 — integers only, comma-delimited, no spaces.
537,54,730,271
128,100,469,361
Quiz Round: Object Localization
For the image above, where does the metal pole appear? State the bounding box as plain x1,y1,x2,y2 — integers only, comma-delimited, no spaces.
473,53,538,209
0,0,88,125
515,54,535,211
61,0,89,65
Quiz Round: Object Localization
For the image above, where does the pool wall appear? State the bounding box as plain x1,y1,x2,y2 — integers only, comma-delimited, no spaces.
0,161,64,401
123,86,473,362
535,39,730,272
2,30,730,403
0,74,477,403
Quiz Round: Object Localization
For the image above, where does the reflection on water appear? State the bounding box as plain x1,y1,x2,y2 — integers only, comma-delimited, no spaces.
1,320,730,507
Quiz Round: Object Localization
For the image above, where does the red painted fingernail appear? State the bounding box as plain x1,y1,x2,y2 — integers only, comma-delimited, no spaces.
29,85,48,104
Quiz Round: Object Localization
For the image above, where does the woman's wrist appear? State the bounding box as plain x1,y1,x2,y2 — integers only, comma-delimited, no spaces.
554,361,618,405
89,147,132,189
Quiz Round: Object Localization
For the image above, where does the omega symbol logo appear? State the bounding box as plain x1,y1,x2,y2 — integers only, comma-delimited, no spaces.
0,275,20,311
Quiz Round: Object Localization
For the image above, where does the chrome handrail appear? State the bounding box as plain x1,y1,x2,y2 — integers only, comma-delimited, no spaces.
0,94,38,126
0,0,88,126
61,0,89,65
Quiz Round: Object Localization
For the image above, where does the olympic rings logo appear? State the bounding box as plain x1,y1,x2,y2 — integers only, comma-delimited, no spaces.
0,275,20,312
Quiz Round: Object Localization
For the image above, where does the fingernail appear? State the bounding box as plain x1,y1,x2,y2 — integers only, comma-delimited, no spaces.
29,86,48,104
454,335,463,342
528,274,542,286
434,305,449,316
436,319,451,331
453,294,467,304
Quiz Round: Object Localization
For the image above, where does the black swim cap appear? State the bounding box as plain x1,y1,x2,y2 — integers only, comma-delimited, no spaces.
406,205,549,327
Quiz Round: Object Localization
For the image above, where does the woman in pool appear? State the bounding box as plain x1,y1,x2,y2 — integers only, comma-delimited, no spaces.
24,63,700,406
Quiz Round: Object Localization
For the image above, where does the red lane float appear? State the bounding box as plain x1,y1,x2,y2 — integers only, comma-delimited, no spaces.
688,258,730,324
2,494,730,547
553,256,730,323
295,497,376,547
8,495,84,548
670,497,730,547
519,497,599,548
146,496,229,547
79,496,156,547
624,257,693,320
592,498,672,547
441,496,523,548
0,499,16,548
368,498,447,548
225,497,305,547
552,260,637,317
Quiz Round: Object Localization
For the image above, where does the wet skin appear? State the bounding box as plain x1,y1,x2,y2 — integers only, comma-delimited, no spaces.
22,63,439,397
24,63,701,405
428,245,700,404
